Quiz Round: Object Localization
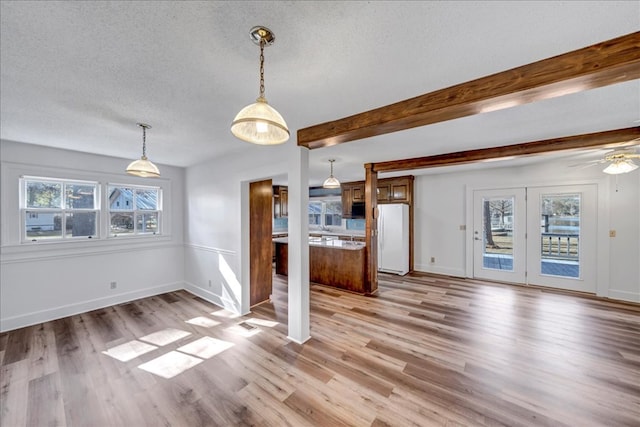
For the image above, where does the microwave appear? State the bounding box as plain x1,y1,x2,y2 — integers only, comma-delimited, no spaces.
351,202,366,218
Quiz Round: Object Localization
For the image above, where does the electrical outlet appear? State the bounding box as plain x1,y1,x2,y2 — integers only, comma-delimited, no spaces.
208,279,212,288
459,225,466,231
110,281,117,289
609,230,616,237
430,257,435,263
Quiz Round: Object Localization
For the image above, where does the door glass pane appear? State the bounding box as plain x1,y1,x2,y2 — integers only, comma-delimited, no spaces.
482,196,514,271
540,193,580,278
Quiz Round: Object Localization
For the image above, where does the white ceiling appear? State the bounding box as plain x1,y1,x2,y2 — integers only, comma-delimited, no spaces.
1,1,638,185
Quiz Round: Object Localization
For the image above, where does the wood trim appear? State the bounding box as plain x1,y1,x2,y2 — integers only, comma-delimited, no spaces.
297,32,640,149
372,127,640,173
364,164,378,294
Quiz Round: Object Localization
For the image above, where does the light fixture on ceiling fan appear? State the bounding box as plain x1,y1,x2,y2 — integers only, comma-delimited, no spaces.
601,148,640,175
126,123,160,178
323,159,341,188
231,26,289,145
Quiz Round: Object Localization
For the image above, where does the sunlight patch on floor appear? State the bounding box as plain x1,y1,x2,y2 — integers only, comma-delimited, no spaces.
102,340,157,362
177,336,234,359
226,322,261,337
245,318,279,328
139,328,191,346
211,309,240,319
138,351,203,379
185,316,221,328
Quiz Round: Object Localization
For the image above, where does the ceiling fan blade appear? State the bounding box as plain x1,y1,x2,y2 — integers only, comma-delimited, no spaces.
568,159,605,168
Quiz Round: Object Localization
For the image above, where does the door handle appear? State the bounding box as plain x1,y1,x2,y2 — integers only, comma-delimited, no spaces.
474,237,481,241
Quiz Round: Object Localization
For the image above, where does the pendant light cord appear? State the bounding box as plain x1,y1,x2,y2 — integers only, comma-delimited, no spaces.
258,39,265,101
141,125,147,158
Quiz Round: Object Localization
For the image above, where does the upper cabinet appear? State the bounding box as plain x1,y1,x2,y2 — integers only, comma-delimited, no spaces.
377,176,413,204
342,175,414,218
341,182,365,218
273,185,288,218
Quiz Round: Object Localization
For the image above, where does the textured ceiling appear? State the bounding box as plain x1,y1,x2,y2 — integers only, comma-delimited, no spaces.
1,1,638,185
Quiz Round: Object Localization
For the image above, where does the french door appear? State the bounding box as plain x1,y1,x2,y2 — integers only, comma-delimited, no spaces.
526,185,597,293
473,189,526,283
473,185,597,293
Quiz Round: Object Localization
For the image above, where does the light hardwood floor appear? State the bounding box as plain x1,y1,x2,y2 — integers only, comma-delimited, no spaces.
1,272,639,426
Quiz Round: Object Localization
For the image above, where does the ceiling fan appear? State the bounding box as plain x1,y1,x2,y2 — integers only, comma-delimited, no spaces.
571,144,640,175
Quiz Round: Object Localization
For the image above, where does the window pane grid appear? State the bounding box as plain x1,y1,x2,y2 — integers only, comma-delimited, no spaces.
23,178,99,241
109,185,161,237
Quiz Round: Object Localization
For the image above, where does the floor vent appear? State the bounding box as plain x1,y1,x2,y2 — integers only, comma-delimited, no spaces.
238,322,258,331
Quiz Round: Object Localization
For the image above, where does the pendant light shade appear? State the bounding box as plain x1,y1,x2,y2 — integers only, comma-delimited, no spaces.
323,159,341,188
603,159,639,175
231,26,289,145
231,97,289,145
126,123,160,178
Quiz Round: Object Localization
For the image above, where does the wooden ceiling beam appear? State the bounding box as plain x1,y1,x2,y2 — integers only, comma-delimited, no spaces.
297,32,640,150
371,127,640,173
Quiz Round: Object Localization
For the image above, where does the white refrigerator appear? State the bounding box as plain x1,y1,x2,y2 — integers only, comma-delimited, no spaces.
377,203,409,275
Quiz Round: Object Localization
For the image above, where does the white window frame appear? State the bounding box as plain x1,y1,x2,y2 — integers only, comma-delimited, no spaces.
20,176,100,243
107,183,163,238
308,196,344,230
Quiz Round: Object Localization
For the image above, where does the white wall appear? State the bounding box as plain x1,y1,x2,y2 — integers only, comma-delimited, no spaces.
183,143,290,314
0,140,186,331
414,157,640,302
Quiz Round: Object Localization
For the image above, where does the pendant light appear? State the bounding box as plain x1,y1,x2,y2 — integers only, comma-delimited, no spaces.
126,123,160,178
231,26,289,145
323,159,341,188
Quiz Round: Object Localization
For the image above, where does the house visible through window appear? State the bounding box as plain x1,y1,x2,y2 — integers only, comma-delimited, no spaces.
22,178,99,241
108,185,161,236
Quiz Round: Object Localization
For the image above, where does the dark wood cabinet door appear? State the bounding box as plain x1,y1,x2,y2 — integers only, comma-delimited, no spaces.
250,179,273,306
377,184,390,201
341,185,353,217
352,184,365,201
280,189,288,217
391,183,409,202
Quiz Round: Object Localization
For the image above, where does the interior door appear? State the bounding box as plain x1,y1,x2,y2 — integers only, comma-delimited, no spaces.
249,179,273,306
526,185,597,293
473,188,526,283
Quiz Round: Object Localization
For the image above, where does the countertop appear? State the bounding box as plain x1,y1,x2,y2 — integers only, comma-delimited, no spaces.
273,236,365,250
273,230,365,238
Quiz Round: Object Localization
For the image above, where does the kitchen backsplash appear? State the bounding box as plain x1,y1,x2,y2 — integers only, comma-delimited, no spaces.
274,217,365,232
273,217,288,231
346,219,365,230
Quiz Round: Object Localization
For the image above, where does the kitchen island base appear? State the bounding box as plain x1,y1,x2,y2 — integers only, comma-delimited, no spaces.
274,239,367,294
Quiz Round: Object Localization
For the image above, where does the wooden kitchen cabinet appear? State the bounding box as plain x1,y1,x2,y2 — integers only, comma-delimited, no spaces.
341,182,365,218
273,186,288,218
340,175,414,272
376,183,391,202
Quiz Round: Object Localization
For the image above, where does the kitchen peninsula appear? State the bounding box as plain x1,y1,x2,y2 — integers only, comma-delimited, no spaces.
273,236,367,294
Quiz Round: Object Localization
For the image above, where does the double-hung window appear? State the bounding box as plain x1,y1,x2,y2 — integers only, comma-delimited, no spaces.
308,198,343,228
108,185,161,237
22,177,99,241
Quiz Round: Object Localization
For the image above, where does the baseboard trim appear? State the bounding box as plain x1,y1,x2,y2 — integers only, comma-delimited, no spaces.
0,281,183,333
183,281,239,313
608,289,640,303
414,264,465,278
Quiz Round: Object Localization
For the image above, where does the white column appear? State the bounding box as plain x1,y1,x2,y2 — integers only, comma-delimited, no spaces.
287,144,310,343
